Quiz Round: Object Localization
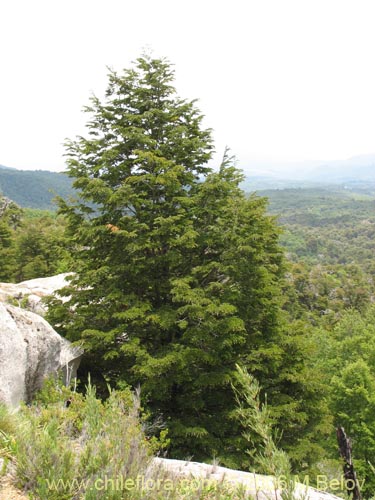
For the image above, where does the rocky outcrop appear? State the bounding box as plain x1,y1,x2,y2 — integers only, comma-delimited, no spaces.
0,273,72,315
0,302,82,407
153,458,342,500
0,457,344,500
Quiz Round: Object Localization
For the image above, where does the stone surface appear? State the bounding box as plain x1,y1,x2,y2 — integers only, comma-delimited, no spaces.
0,273,72,315
0,482,28,500
153,458,343,500
0,302,82,407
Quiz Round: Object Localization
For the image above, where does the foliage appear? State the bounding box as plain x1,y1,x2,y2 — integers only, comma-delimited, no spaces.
309,308,375,498
2,381,151,499
259,186,375,498
1,380,272,500
232,365,297,499
12,212,72,281
0,219,16,281
0,197,21,280
0,196,71,282
263,187,375,325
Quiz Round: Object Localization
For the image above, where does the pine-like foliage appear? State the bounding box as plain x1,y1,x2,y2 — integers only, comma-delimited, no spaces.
48,55,324,467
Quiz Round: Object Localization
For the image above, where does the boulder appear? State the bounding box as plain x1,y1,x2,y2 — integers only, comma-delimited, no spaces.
0,273,72,315
0,302,82,407
153,458,343,500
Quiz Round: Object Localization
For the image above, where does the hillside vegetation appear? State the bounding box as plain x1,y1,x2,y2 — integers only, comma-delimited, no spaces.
0,166,75,210
2,182,375,498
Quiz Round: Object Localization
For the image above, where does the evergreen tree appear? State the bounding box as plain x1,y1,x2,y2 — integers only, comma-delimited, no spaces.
48,55,326,467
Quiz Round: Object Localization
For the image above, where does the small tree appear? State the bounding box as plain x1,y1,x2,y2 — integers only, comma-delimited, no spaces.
48,54,325,467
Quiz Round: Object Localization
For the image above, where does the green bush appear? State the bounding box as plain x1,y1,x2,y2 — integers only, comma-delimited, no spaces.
0,381,154,499
2,381,257,499
3,375,309,498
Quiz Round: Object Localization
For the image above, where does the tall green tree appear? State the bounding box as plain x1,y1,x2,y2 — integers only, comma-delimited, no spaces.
48,55,326,467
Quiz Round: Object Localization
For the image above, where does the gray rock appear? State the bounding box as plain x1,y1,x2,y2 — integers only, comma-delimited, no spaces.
0,302,82,407
152,458,343,500
0,273,72,315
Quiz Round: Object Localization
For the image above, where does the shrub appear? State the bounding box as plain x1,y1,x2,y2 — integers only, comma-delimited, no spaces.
1,377,272,499
1,380,154,499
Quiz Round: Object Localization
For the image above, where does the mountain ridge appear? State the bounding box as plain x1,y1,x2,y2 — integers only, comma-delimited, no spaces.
242,153,375,183
2,154,375,209
0,165,75,210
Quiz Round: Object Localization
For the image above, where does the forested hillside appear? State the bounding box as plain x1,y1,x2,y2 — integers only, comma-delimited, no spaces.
264,187,375,267
254,186,375,497
0,166,75,209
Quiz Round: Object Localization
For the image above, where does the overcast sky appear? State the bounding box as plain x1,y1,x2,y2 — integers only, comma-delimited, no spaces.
1,0,375,172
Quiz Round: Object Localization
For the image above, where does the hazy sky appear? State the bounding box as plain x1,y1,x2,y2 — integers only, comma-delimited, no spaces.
1,0,375,172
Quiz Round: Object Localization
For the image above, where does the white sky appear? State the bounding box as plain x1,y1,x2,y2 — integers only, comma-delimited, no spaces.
1,0,375,172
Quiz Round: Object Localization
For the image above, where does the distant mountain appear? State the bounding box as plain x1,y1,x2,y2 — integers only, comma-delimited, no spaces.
2,153,375,210
240,176,329,192
241,154,375,191
0,165,75,210
0,164,16,170
303,155,375,182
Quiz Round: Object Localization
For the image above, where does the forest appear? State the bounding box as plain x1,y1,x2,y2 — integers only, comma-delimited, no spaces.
0,166,75,210
1,56,375,499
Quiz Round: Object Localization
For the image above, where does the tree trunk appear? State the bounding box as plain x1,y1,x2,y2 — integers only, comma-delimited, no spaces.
336,426,362,500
